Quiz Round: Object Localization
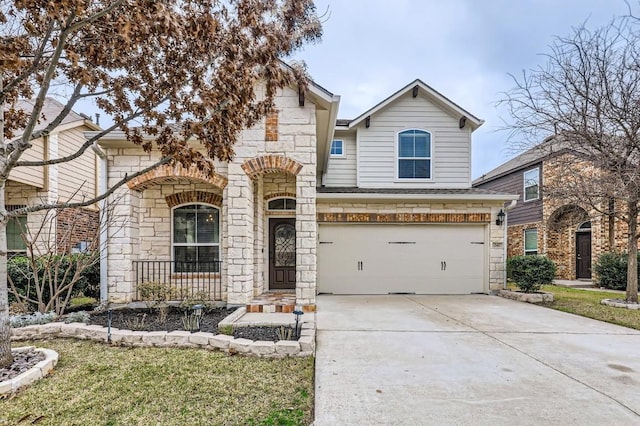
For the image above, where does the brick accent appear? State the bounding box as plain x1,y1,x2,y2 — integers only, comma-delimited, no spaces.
56,208,100,253
265,110,279,142
264,191,296,201
317,212,491,223
127,163,228,191
165,191,222,208
241,155,303,179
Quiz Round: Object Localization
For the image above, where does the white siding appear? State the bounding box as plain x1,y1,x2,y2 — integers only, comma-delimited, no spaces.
9,137,45,188
323,132,356,187
357,92,472,188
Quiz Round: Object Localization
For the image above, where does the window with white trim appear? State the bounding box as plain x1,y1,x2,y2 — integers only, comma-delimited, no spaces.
330,140,344,157
268,198,296,211
7,215,27,257
397,129,431,179
524,168,540,201
524,228,538,255
172,204,219,272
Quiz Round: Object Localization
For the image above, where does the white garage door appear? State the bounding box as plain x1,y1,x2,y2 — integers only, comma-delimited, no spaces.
317,224,486,294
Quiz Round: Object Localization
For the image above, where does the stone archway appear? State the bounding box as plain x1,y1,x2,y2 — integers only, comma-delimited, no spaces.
127,163,228,192
547,205,589,280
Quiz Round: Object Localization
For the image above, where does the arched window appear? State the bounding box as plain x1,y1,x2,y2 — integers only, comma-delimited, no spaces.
578,221,592,231
397,129,432,179
268,197,296,211
172,204,220,272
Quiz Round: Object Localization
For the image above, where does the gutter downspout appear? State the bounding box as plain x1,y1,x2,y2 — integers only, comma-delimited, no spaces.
503,199,518,289
91,142,108,304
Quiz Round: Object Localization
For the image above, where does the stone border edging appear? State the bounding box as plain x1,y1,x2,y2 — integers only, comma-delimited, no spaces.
498,289,554,303
10,321,315,358
601,299,640,310
0,346,59,395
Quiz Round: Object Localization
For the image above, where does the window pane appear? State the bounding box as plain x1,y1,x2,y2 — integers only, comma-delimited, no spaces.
331,140,343,155
524,229,538,252
399,134,414,157
268,199,285,210
197,206,219,243
413,133,430,157
284,199,296,210
174,246,197,264
7,216,26,251
414,160,430,178
524,169,540,201
173,207,196,243
525,184,539,200
398,159,414,178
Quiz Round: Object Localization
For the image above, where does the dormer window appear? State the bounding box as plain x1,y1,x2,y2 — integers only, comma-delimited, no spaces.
330,140,344,157
524,168,540,201
397,129,431,179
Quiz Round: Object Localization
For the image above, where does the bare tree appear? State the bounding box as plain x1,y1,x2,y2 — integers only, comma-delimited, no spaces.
0,0,321,368
501,16,640,303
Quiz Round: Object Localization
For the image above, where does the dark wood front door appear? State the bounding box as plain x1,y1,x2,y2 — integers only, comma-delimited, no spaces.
576,232,592,279
269,218,296,290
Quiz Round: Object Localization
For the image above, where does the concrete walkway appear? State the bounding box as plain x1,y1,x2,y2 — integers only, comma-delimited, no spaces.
314,295,640,425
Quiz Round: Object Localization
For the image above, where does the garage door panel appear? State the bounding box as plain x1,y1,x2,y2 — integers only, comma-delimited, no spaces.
318,224,486,294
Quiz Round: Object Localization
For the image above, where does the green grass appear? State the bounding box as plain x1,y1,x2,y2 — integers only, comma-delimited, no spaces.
1,339,314,426
540,285,640,330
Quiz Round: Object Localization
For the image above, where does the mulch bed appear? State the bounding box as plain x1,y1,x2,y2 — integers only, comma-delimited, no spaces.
89,307,236,333
1,350,45,382
233,326,299,342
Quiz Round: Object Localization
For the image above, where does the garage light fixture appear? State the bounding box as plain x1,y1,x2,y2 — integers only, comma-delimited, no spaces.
496,209,506,226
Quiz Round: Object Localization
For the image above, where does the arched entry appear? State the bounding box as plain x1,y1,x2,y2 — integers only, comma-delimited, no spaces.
576,221,592,279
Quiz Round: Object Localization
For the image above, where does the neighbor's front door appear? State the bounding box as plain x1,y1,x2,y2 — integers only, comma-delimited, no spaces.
269,218,296,290
576,232,592,279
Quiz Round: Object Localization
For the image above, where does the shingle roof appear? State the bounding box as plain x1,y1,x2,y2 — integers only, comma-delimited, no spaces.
11,98,88,139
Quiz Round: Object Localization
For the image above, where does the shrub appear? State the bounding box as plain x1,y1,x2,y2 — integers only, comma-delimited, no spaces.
8,253,100,314
594,252,640,291
507,255,557,293
9,311,56,328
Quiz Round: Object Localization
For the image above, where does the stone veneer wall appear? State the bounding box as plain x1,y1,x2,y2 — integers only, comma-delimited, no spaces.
316,201,507,292
104,86,317,305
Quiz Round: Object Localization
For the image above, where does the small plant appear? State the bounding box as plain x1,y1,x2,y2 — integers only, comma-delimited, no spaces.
122,313,147,331
10,311,57,328
219,324,234,336
156,304,170,325
507,255,556,293
276,326,293,341
138,281,175,309
64,310,91,324
179,291,213,311
181,312,200,332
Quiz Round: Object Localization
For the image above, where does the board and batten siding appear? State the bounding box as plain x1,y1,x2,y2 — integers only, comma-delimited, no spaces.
323,132,356,187
357,92,472,188
474,163,543,226
9,137,45,188
58,126,98,207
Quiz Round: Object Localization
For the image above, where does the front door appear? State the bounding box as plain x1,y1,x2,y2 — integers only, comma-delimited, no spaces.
269,218,296,290
576,232,592,279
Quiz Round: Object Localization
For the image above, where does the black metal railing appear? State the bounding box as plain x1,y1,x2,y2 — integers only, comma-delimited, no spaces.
133,260,223,301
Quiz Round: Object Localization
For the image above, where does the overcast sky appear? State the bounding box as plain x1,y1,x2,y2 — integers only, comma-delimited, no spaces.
292,0,629,178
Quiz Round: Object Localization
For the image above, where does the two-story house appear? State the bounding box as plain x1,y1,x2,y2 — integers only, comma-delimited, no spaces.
7,98,101,257
473,139,632,281
91,78,517,311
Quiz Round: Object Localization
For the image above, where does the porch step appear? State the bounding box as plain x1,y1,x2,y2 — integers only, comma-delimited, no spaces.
246,292,316,313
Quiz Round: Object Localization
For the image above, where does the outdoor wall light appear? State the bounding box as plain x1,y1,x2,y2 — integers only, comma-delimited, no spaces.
496,209,506,226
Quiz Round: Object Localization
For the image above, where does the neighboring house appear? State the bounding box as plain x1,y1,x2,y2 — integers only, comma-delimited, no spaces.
473,140,632,281
91,79,517,311
6,98,101,257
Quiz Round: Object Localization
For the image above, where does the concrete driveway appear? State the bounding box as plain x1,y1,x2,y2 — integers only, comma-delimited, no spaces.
314,295,640,425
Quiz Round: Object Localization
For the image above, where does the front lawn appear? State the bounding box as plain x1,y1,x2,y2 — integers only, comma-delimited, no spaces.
540,285,640,330
0,339,314,426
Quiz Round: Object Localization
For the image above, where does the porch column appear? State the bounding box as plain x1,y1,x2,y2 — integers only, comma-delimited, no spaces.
106,186,140,303
253,177,265,295
225,163,255,305
295,169,317,306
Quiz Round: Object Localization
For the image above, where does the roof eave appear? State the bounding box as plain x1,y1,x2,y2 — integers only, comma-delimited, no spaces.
316,192,519,202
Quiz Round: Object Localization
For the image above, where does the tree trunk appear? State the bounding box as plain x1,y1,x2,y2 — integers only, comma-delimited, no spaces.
626,200,639,303
0,187,12,368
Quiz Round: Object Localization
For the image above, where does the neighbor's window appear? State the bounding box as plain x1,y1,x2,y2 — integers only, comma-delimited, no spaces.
397,129,431,179
268,198,296,211
330,140,344,157
172,204,219,272
524,168,540,201
524,228,538,255
7,215,27,257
